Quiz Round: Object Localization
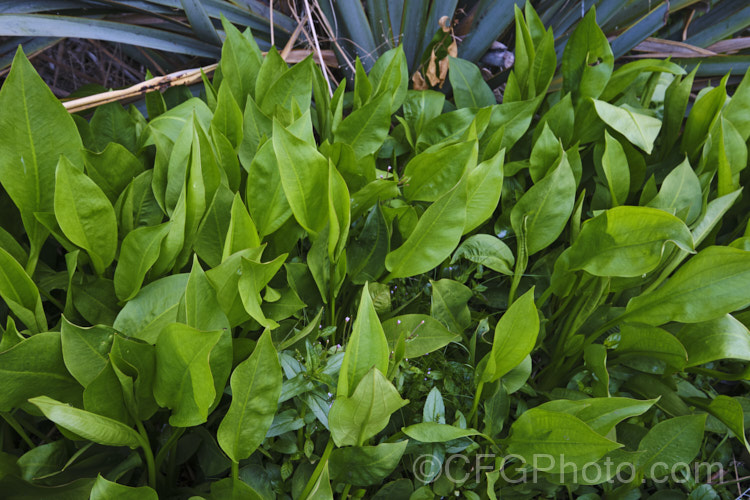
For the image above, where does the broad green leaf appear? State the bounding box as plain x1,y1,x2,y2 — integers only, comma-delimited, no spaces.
593,100,662,154
83,361,130,424
599,131,630,206
179,256,231,332
724,67,750,141
83,143,143,204
637,414,706,478
403,140,476,202
90,474,158,500
369,46,408,113
681,77,727,160
238,96,272,169
16,440,67,482
72,276,119,327
259,57,313,116
223,193,260,261
338,282,389,397
402,90,445,139
327,160,350,261
206,248,262,327
218,330,281,462
561,7,613,102
537,398,656,436
29,395,141,449
333,93,392,158
329,367,408,446
0,332,81,411
674,314,750,367
609,323,688,371
452,234,514,275
110,334,158,421
529,123,561,182
0,246,46,332
350,179,400,220
448,57,496,108
647,157,702,224
625,246,750,325
483,288,539,383
210,477,264,500
382,315,460,358
565,206,693,277
402,422,481,443
54,156,117,275
60,318,114,387
707,396,749,451
534,93,574,148
347,204,389,284
662,68,696,152
430,279,472,334
272,120,328,235
89,102,137,153
329,441,408,486
385,177,467,279
211,83,243,150
113,274,189,344
153,323,226,427
218,15,262,106
114,222,171,302
510,153,575,255
194,184,234,268
238,253,287,329
464,147,505,233
506,408,621,473
246,140,291,237
0,47,83,260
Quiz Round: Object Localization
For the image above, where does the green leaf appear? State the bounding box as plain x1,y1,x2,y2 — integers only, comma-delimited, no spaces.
218,330,281,462
561,7,614,102
609,323,688,371
114,222,171,302
625,246,750,325
430,279,472,334
385,177,467,279
153,323,227,427
333,93,392,159
0,332,81,411
238,252,287,329
0,47,83,261
706,396,750,452
403,140,476,202
218,15,262,106
246,140,291,237
510,153,576,255
674,314,750,367
211,81,244,150
452,234,514,275
647,157,703,224
681,77,727,160
259,57,313,116
110,334,158,421
536,397,657,436
113,274,189,344
60,318,115,387
347,204,389,284
482,288,539,383
327,161,351,261
564,206,694,278
329,367,408,447
593,100,662,154
402,422,481,443
506,408,622,474
338,282,390,397
599,131,630,206
448,57,496,108
529,123,562,182
369,46,408,113
179,256,231,332
464,147,505,234
90,474,158,500
329,441,408,486
223,193,260,261
272,119,328,236
29,395,142,449
83,143,143,204
54,156,117,275
382,315,460,358
0,246,46,333
636,414,706,479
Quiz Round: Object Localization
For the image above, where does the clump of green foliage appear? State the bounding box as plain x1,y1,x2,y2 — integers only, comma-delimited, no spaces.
0,7,749,499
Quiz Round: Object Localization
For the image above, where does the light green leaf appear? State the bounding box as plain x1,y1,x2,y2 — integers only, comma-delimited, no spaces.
54,156,117,275
674,314,750,367
647,157,702,224
593,100,662,154
90,474,158,500
114,222,171,302
464,147,505,234
609,323,688,371
0,246,46,333
329,367,408,446
60,318,114,387
625,246,750,325
382,315,460,358
452,234,514,275
482,288,539,383
448,57,496,109
329,441,408,486
403,140,476,202
333,93,392,159
537,397,657,436
561,7,613,102
402,422,481,443
637,414,706,479
29,395,141,449
430,279,472,333
218,330,281,462
707,396,749,452
599,131,630,206
179,256,231,332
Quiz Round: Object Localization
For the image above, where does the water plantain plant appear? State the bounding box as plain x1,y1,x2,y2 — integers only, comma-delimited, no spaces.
0,6,749,499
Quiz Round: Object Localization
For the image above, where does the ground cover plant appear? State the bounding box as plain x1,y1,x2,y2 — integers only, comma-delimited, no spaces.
0,5,750,499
